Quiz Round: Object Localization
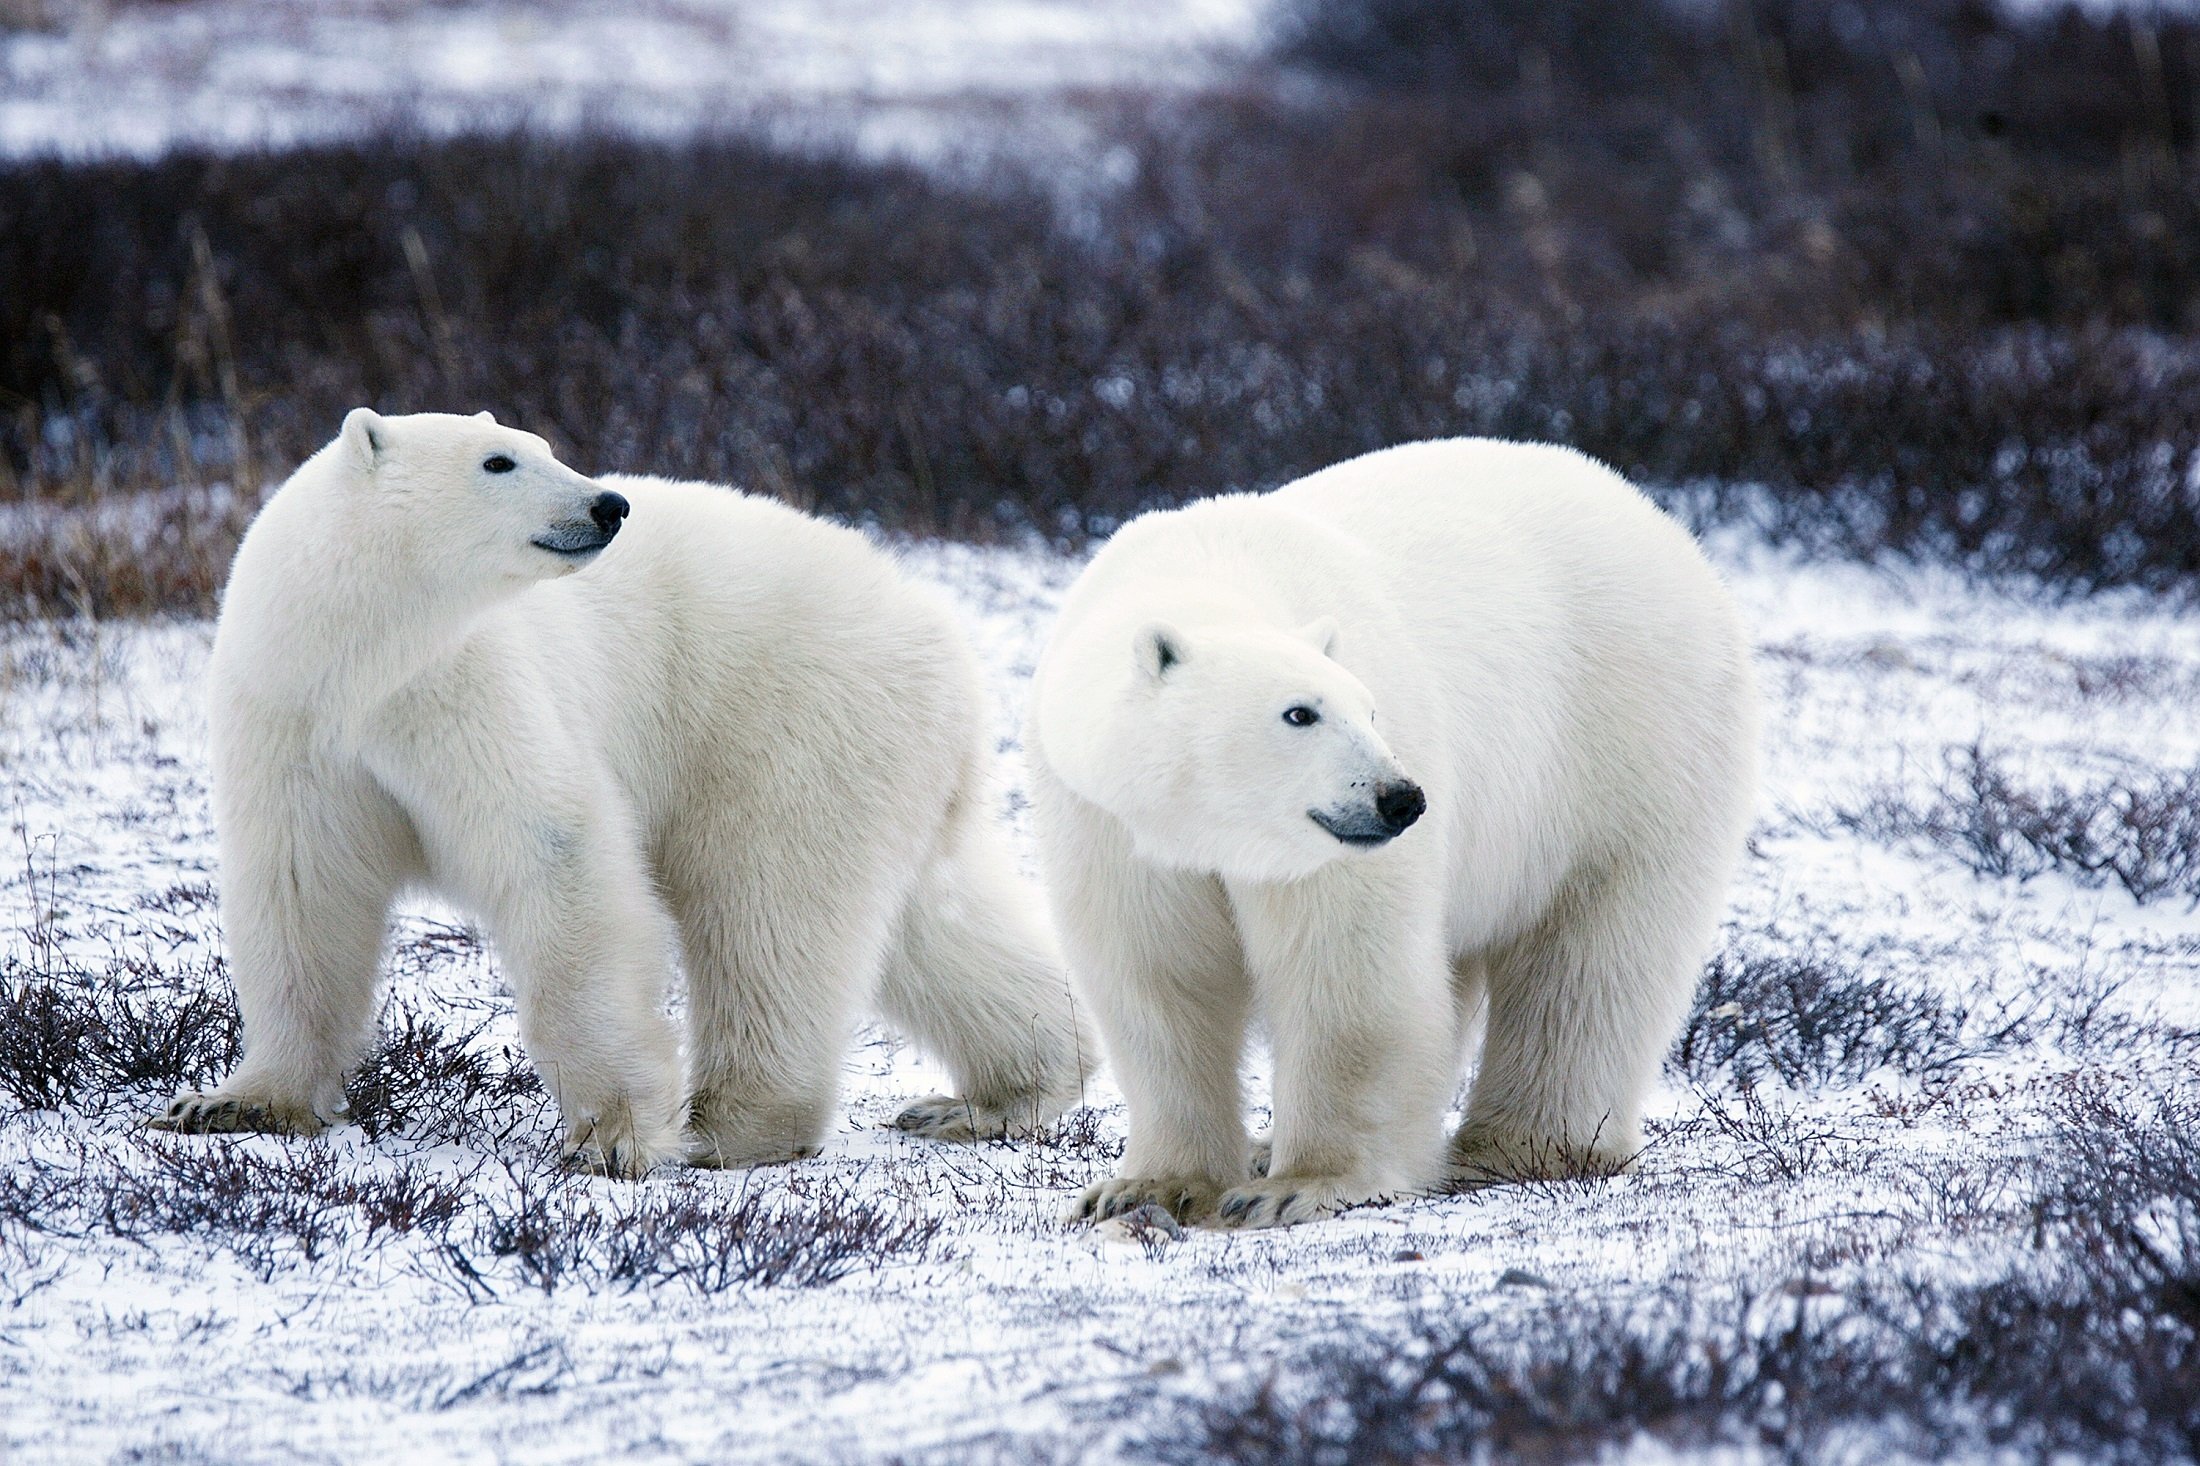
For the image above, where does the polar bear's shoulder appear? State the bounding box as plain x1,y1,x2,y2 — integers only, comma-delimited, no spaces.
598,473,814,537
580,474,961,664
595,474,902,578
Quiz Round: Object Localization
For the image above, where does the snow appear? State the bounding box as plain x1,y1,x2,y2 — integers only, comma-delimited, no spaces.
5,0,2179,166
4,1,2198,1456
0,0,1263,163
3,536,2196,1462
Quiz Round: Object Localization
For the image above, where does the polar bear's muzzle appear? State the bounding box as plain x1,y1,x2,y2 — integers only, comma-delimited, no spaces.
1309,780,1426,847
532,490,631,557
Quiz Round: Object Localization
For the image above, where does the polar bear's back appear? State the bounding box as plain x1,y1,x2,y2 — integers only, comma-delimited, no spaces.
1279,438,1756,939
1275,439,1723,623
520,475,982,839
572,477,976,686
1272,437,1746,695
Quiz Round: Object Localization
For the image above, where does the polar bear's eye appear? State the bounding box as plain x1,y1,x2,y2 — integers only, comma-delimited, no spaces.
1283,705,1320,727
483,455,517,474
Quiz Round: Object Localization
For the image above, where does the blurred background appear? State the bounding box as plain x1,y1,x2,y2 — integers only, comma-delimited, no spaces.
3,0,2197,614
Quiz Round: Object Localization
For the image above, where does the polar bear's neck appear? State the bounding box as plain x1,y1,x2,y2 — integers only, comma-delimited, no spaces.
214,466,517,732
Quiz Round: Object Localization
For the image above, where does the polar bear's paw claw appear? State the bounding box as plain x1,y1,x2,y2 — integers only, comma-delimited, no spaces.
560,1102,686,1180
682,1096,824,1171
1074,1175,1222,1225
565,1135,678,1180
891,1092,1059,1143
149,1091,322,1137
1446,1131,1635,1190
684,1136,821,1170
1213,1177,1354,1229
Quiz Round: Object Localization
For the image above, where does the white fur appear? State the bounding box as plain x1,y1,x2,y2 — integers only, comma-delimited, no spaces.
160,410,1089,1174
1031,438,1758,1227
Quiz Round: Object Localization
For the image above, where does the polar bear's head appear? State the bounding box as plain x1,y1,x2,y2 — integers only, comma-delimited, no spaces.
335,408,627,585
1046,616,1427,882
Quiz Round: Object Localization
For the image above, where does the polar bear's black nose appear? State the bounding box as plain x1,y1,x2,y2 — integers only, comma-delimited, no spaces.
1375,781,1426,835
590,491,630,536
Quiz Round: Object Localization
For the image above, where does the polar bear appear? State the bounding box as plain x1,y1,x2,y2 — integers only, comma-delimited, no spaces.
155,409,1090,1174
1030,438,1756,1227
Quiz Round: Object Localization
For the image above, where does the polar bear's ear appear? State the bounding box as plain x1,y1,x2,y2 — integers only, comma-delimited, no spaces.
1296,616,1341,658
341,408,387,473
1136,621,1187,681
473,410,495,423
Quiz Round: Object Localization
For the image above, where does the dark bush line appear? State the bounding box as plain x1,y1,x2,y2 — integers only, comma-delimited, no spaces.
1267,0,2200,332
102,1137,468,1278
1149,1088,2200,1464
0,485,257,624
1281,0,2198,167
9,0,2200,618
1670,944,1980,1091
0,944,554,1140
1,1132,938,1293
1151,1294,1807,1466
0,953,239,1113
1838,743,2200,904
451,1167,942,1298
0,1135,467,1280
342,1004,546,1147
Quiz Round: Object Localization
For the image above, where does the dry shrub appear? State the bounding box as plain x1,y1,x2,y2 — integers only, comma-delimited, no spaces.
7,0,2200,615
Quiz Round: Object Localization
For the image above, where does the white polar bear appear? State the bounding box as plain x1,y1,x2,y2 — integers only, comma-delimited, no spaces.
156,409,1090,1174
1030,438,1757,1227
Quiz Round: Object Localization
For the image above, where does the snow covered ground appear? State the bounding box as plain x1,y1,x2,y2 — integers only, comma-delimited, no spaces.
3,536,2196,1462
5,0,2198,1457
0,0,1260,162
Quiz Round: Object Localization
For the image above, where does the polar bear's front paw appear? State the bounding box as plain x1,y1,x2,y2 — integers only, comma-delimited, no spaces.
561,1100,686,1180
684,1134,821,1170
566,1131,685,1179
148,1090,323,1137
1446,1127,1634,1190
1074,1174,1223,1225
1213,1177,1359,1229
682,1094,825,1171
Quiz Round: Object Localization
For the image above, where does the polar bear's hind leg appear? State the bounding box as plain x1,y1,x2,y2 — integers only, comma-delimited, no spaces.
667,827,902,1170
878,797,1093,1143
1449,864,1710,1184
